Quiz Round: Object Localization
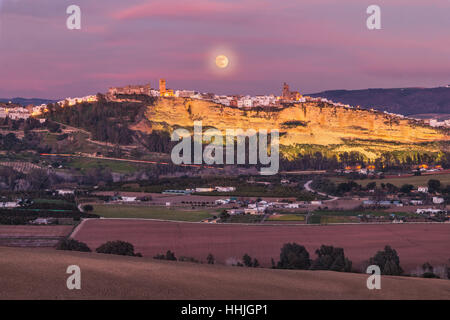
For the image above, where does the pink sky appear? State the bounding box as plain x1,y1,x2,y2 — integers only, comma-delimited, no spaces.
0,0,449,98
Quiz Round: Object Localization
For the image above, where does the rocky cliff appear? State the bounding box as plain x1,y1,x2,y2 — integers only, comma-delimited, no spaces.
134,97,449,161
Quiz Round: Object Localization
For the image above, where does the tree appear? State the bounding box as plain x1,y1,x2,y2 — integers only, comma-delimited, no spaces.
428,179,441,193
165,250,177,261
400,184,414,194
56,238,91,252
277,243,311,270
421,262,439,278
368,245,403,275
385,183,398,193
310,245,352,272
367,182,376,190
82,204,93,212
95,240,140,257
28,169,50,190
207,253,215,264
242,254,253,267
219,210,230,221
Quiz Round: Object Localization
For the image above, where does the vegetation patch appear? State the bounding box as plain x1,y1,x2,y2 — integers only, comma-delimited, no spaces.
93,204,213,222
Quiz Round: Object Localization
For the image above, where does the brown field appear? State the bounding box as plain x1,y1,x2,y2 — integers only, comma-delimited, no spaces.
73,220,450,273
0,225,73,247
0,225,73,237
1,246,449,300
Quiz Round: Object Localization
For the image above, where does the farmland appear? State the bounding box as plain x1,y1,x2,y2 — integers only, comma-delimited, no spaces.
67,158,141,174
0,225,73,247
92,204,215,222
332,172,450,188
73,219,450,273
267,214,305,222
1,246,449,300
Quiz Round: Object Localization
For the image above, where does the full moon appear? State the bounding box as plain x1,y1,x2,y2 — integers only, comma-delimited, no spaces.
215,55,229,69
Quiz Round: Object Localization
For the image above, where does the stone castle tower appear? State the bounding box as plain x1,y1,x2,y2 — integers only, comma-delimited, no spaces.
159,79,166,94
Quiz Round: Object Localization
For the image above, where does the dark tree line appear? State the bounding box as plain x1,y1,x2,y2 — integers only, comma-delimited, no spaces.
46,100,143,145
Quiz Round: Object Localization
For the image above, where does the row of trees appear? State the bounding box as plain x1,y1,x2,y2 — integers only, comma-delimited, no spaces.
273,243,403,275
58,239,450,278
312,177,448,197
273,243,353,272
57,239,142,257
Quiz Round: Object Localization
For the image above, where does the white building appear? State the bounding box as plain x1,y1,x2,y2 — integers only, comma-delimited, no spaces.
215,186,236,192
57,189,75,195
175,90,197,98
418,186,429,193
241,96,253,108
195,187,214,193
0,202,19,208
121,196,137,202
433,197,445,204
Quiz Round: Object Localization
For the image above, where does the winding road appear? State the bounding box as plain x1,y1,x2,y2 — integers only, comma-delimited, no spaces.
304,180,339,202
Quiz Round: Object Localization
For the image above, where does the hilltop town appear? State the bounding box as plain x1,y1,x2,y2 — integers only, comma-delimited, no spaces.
3,80,450,131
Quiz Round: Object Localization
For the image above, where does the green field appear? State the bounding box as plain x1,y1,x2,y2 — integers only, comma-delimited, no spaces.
320,216,357,224
92,204,214,222
314,210,412,217
331,173,450,188
221,215,265,223
68,158,140,174
267,214,305,221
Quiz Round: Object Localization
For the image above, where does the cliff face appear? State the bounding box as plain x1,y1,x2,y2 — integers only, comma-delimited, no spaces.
137,97,449,160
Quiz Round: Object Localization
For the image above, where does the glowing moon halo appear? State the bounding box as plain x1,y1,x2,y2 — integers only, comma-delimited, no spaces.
215,55,229,69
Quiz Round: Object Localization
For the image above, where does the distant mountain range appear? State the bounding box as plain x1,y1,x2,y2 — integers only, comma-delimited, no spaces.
0,97,57,105
309,87,450,116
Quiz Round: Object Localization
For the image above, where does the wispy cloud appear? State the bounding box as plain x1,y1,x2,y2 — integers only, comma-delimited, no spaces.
112,0,269,20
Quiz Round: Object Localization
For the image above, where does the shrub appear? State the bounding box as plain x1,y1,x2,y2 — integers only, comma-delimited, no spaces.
178,256,199,263
276,243,311,270
421,262,439,279
243,254,253,267
242,253,260,267
207,253,215,264
153,250,177,261
95,240,140,257
56,238,91,252
368,245,403,275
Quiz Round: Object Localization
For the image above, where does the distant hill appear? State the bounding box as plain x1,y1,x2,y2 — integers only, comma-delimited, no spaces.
0,97,57,106
309,87,450,116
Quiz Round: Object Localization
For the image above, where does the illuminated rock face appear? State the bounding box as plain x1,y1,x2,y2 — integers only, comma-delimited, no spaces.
138,97,449,160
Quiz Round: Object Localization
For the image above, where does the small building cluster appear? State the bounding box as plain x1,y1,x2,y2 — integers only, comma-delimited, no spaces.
57,95,98,107
0,103,43,120
162,186,236,194
218,198,322,216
